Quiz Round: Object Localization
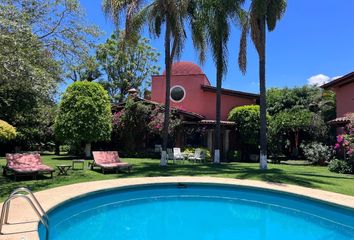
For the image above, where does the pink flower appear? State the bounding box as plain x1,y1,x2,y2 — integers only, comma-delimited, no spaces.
334,143,340,150
337,135,343,143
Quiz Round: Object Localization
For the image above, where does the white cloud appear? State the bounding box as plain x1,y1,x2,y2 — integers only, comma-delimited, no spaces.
307,74,343,86
307,74,330,86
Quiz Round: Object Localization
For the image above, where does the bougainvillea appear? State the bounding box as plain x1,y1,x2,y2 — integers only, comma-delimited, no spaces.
148,107,181,136
334,113,354,160
112,100,182,150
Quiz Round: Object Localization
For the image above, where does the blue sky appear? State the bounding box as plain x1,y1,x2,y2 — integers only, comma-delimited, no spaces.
78,0,354,94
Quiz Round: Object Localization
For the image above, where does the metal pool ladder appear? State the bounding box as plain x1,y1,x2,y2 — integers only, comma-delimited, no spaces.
0,187,49,239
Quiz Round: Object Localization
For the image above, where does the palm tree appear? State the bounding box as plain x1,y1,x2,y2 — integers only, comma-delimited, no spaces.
190,0,246,163
102,0,191,166
239,0,287,169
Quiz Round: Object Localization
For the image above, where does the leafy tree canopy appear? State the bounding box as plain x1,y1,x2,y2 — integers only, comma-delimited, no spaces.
55,81,112,144
0,0,101,79
0,0,100,149
96,31,160,102
267,86,336,121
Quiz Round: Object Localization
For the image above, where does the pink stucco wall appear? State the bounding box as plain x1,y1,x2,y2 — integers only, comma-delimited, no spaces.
151,74,257,120
333,81,354,117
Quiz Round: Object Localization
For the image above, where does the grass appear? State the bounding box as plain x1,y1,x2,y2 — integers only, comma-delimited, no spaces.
0,154,353,201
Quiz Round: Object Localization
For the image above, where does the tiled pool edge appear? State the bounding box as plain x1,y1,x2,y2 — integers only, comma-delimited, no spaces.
1,176,354,240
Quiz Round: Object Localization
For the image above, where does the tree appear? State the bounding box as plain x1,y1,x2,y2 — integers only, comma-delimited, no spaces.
113,99,152,151
0,120,16,142
1,0,101,78
0,0,100,150
96,31,160,103
190,0,246,163
240,0,287,169
228,105,271,160
228,105,262,145
55,81,112,157
0,5,61,149
112,99,182,151
103,0,191,166
267,86,335,121
66,56,102,82
269,109,324,157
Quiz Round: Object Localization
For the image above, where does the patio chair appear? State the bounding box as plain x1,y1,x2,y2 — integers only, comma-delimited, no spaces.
91,151,132,174
188,148,206,163
173,148,184,164
3,153,54,181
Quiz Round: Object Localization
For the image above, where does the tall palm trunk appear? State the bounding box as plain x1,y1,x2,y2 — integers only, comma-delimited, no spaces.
214,40,223,164
259,16,267,170
161,16,172,166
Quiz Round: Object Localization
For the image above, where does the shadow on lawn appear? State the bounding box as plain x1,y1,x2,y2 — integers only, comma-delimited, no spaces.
51,155,77,161
0,175,55,200
121,161,332,189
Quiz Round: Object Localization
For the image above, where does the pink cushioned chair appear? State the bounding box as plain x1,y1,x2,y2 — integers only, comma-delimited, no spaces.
91,151,132,174
3,153,54,181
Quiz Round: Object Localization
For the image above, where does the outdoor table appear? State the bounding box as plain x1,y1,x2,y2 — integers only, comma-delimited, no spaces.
72,159,85,170
57,165,71,176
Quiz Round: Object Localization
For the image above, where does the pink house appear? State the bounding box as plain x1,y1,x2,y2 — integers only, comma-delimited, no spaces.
150,61,259,159
322,72,354,127
151,61,258,121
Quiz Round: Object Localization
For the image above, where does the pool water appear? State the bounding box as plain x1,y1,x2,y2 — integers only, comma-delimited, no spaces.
39,184,354,240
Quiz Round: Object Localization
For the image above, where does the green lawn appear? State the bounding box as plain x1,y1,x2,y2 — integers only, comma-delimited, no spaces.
0,154,353,201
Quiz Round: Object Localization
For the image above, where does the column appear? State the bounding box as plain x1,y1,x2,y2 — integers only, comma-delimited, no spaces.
207,129,213,153
223,130,230,158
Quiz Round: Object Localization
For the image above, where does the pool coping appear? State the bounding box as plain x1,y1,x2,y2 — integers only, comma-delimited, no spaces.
1,176,354,240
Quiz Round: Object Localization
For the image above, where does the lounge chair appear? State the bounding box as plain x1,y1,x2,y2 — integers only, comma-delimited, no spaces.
3,153,54,181
91,151,132,174
188,148,206,163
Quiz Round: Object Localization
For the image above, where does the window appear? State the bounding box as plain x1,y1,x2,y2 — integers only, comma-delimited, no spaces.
170,85,186,102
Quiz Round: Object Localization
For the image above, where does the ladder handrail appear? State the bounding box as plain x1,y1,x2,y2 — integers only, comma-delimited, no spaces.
5,187,49,224
0,188,49,240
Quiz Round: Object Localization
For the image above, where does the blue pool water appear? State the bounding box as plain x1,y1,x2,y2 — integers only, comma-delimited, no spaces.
39,184,354,240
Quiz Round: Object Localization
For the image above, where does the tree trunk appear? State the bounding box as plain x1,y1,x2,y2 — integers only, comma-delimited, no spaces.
161,17,172,166
84,143,91,158
214,53,222,164
259,16,268,170
54,142,60,156
293,131,300,157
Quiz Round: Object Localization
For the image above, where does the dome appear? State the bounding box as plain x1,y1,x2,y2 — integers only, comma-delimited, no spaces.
162,61,203,75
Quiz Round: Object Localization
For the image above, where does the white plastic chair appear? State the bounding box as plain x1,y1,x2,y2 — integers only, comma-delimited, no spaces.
189,148,205,163
173,148,184,164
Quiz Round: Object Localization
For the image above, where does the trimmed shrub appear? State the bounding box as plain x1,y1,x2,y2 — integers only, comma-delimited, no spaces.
55,81,112,156
0,120,16,142
228,105,261,145
328,159,353,174
301,142,333,165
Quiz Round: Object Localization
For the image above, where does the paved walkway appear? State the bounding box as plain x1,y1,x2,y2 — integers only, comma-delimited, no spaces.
1,176,354,240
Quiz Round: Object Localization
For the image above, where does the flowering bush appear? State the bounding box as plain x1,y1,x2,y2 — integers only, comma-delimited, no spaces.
334,113,354,160
300,142,333,165
328,159,352,174
331,113,354,173
112,101,182,150
148,107,182,137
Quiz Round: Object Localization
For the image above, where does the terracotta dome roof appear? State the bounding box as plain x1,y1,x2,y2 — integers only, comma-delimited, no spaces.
162,61,203,75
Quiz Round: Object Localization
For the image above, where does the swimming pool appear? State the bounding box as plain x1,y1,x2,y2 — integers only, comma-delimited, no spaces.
39,183,354,240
